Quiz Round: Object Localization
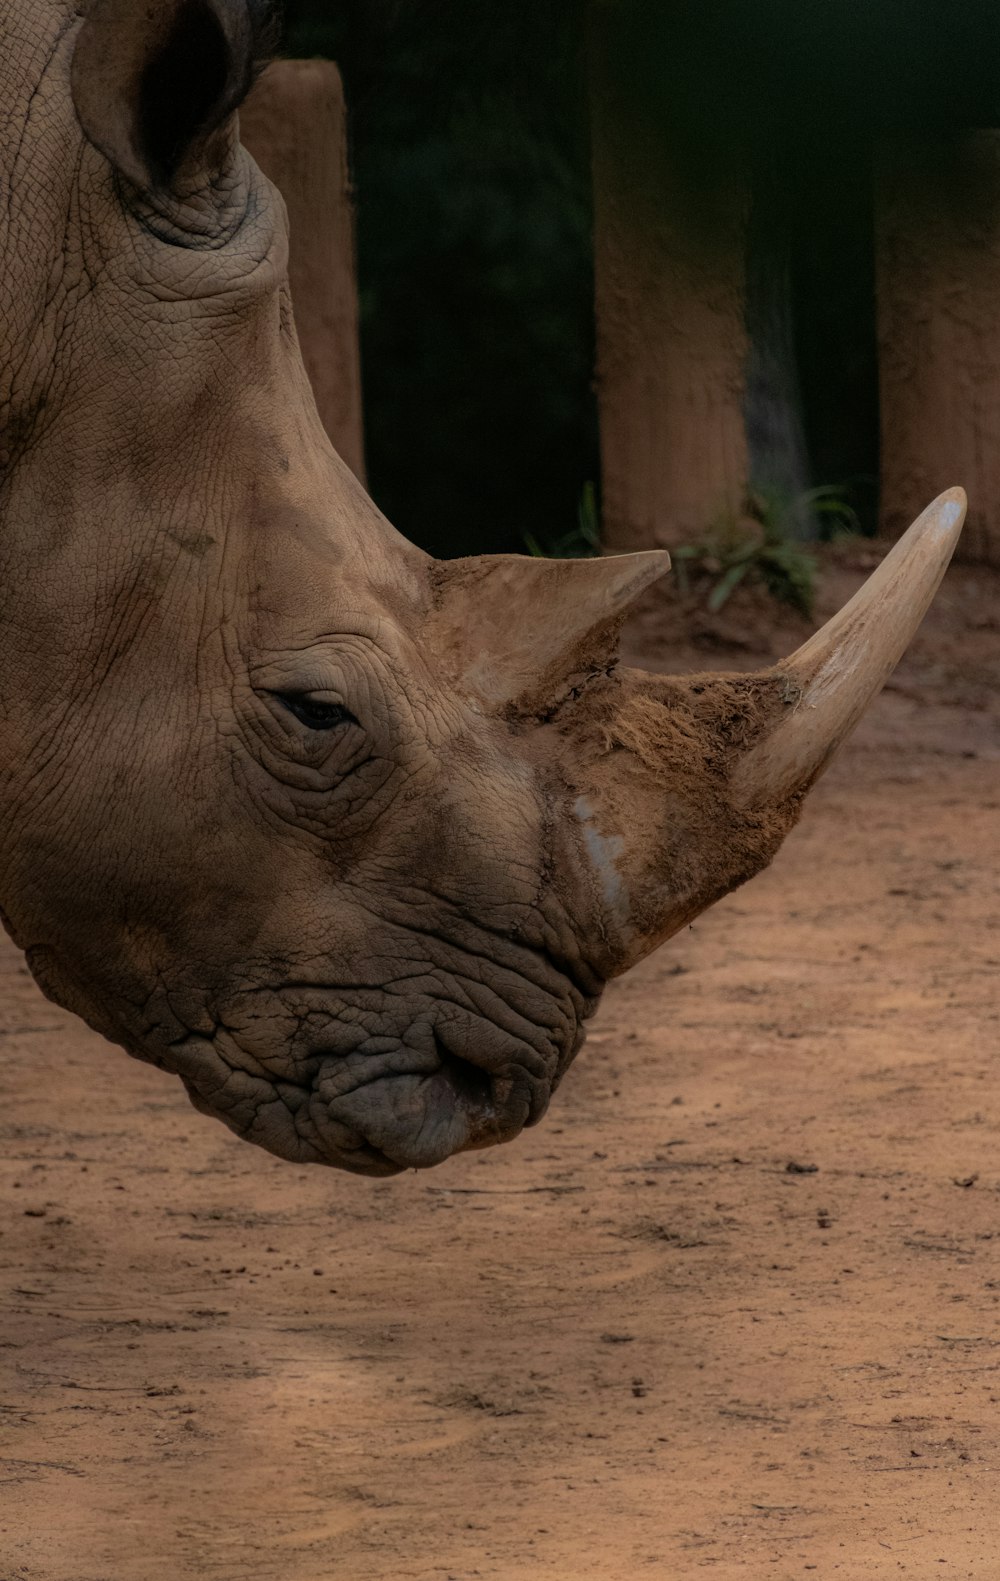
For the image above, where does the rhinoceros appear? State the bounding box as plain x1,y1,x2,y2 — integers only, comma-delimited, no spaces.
0,0,964,1176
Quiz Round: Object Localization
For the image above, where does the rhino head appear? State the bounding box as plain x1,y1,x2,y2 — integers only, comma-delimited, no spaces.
0,0,964,1174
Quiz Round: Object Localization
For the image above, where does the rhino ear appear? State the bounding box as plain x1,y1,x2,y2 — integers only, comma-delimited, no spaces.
72,0,280,195
427,551,670,712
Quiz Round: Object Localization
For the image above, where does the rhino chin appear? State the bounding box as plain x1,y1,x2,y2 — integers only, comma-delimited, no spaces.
324,1060,536,1173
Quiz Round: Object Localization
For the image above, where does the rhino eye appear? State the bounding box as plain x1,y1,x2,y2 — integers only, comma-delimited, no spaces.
275,694,359,732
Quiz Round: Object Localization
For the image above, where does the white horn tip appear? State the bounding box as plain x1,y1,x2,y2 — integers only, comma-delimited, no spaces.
919,486,967,539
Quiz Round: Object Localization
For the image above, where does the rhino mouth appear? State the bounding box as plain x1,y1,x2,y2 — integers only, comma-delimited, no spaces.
168,1018,560,1176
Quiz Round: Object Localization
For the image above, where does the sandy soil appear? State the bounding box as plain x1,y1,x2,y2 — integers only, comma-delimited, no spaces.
2,552,1000,1580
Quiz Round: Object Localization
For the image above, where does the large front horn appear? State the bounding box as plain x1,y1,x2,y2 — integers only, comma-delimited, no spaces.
731,487,966,807
564,488,966,978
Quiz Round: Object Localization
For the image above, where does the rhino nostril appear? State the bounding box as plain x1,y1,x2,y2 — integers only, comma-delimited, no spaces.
429,1030,549,1141
435,1044,495,1112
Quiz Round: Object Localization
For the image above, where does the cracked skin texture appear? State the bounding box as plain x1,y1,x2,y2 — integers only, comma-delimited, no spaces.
0,1,844,1177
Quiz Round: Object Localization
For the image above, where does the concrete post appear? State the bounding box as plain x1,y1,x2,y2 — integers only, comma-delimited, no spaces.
590,17,750,553
876,131,1000,564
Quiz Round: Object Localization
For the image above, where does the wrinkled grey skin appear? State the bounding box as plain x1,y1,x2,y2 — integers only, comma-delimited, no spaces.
0,0,797,1176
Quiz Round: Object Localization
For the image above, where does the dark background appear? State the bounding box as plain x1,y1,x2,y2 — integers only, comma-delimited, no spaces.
281,0,1000,557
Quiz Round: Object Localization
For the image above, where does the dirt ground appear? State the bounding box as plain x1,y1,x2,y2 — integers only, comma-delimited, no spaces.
3,549,1000,1580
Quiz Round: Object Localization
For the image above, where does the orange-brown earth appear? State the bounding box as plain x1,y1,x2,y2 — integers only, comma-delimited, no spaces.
2,548,1000,1580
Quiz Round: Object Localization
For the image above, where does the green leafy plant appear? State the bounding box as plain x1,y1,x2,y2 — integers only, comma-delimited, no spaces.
672,486,860,619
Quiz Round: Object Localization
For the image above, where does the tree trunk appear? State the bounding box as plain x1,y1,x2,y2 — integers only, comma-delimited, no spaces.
590,20,750,553
876,131,1000,564
241,60,367,484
